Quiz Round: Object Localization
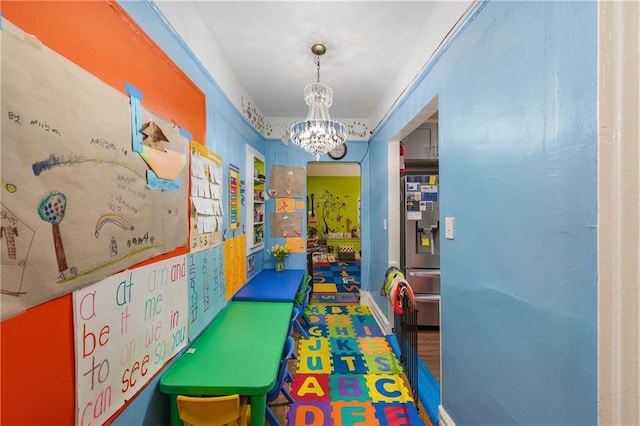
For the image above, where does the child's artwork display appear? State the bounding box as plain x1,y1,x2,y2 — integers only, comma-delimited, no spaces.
268,165,305,198
0,21,189,320
270,212,304,238
72,255,188,426
189,142,223,252
286,237,306,253
276,197,296,213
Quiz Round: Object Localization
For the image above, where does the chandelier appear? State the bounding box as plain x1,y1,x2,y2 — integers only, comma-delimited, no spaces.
289,43,346,161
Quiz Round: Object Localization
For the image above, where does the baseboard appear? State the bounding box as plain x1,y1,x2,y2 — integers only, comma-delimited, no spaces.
439,405,456,426
359,290,392,335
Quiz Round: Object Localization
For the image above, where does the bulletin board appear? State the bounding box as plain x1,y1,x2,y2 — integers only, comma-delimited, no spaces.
1,19,189,321
0,2,206,425
72,256,188,426
187,246,226,340
189,142,224,252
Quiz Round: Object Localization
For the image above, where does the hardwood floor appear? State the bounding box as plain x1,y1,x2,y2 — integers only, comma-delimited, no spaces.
417,326,441,382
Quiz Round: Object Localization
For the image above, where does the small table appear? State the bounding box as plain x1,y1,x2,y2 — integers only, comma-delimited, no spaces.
159,301,293,426
233,268,305,302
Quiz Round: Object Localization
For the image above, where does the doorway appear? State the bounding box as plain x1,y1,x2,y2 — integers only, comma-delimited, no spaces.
306,162,362,300
388,95,441,397
400,111,441,383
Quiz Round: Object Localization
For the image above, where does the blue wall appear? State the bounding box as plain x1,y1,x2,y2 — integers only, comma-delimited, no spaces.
114,2,265,424
115,4,372,424
370,1,597,424
119,0,597,424
263,139,370,273
119,1,265,242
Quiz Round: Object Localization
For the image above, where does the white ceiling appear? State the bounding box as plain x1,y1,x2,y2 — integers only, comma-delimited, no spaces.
157,1,471,127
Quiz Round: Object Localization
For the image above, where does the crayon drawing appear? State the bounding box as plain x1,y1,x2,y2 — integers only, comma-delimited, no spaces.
0,21,189,320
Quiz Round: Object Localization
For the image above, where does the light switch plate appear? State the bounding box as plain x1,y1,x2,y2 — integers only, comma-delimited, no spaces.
445,217,455,239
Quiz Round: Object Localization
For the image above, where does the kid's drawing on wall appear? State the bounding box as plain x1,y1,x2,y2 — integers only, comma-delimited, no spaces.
0,226,19,260
94,213,135,238
270,212,303,238
137,120,186,181
37,191,69,275
276,197,295,213
268,165,305,198
0,203,35,297
0,21,189,320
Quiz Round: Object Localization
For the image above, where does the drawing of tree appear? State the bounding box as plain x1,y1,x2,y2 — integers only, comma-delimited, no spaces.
38,192,68,272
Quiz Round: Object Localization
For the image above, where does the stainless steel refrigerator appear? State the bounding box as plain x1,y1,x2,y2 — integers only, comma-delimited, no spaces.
401,173,441,326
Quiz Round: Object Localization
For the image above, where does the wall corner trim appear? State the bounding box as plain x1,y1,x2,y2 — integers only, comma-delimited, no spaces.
598,1,640,424
439,405,457,426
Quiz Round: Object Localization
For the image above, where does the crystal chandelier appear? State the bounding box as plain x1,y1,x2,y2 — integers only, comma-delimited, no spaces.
289,43,346,161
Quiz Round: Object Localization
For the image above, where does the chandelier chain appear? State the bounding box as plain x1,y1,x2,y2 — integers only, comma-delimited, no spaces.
315,54,321,83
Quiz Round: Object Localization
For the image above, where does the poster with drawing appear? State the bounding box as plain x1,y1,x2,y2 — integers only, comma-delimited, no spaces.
275,197,296,213
0,21,189,320
73,255,188,426
270,212,303,238
267,165,305,198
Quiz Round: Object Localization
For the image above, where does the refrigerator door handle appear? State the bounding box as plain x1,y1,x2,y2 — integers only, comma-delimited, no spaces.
414,294,441,303
408,270,441,277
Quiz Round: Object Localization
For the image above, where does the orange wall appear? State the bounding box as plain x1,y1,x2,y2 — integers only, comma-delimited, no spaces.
0,2,205,424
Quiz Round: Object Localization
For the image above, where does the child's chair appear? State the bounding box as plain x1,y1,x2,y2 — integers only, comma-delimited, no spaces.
293,277,312,339
284,330,298,382
266,336,296,425
297,286,312,328
293,275,313,324
288,306,303,352
176,394,251,426
294,275,311,304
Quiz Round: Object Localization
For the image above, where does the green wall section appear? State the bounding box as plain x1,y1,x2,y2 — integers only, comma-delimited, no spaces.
307,176,360,237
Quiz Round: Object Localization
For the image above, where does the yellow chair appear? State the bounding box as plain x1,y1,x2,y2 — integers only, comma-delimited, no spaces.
177,394,251,426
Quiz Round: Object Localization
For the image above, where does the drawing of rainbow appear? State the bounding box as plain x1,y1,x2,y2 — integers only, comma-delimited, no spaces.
94,213,134,237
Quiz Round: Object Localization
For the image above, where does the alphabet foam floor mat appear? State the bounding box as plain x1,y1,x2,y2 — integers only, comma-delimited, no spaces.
312,261,361,294
310,292,360,303
286,303,425,426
